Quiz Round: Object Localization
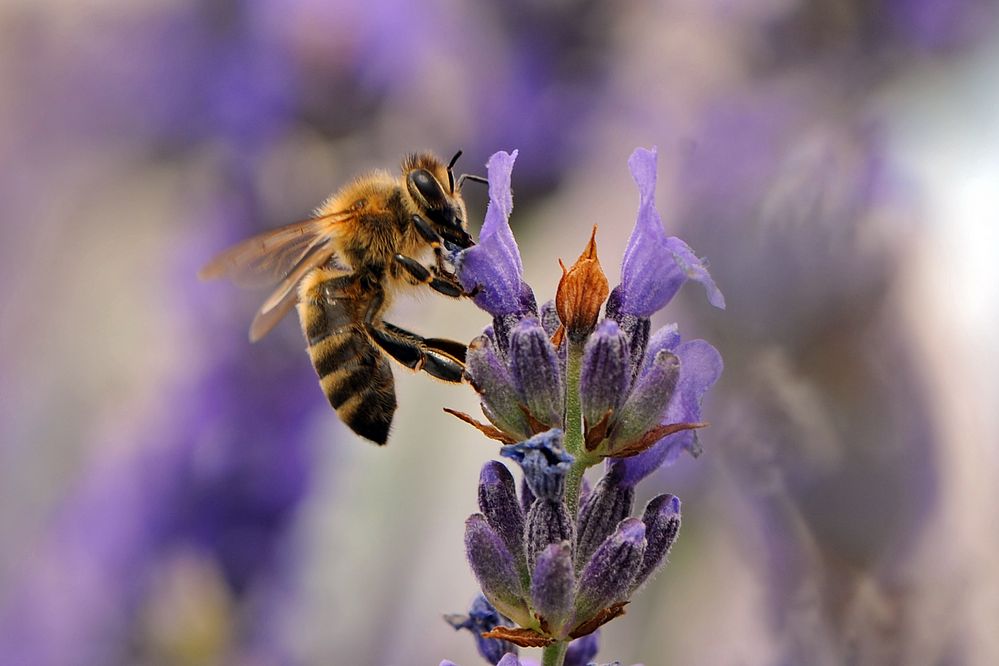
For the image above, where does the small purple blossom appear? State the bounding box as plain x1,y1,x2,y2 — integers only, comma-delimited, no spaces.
445,595,520,665
457,150,536,318
500,429,572,501
615,147,725,317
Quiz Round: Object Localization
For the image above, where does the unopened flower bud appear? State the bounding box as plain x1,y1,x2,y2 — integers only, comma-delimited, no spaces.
467,335,531,439
530,541,574,637
465,514,531,626
526,499,574,572
609,350,680,452
573,518,646,631
556,226,610,342
509,318,565,428
631,494,681,592
580,320,630,442
575,469,635,569
478,462,527,582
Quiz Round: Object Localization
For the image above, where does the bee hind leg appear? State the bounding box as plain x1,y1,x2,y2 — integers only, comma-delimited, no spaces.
365,322,466,383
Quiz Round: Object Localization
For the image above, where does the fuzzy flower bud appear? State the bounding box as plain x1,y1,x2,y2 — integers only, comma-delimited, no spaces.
609,350,681,450
604,289,651,382
526,498,574,572
466,335,532,439
556,226,609,343
579,319,630,445
631,494,682,592
509,318,565,428
575,469,635,569
465,514,531,627
530,541,574,637
478,462,528,583
572,518,646,633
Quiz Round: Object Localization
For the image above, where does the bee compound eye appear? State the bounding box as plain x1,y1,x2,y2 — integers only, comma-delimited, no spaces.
411,169,445,206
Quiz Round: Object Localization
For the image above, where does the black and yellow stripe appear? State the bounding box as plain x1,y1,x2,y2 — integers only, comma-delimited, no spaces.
300,272,397,445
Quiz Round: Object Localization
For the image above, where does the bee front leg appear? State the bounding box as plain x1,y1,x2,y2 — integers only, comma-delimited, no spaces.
410,214,471,278
394,253,465,299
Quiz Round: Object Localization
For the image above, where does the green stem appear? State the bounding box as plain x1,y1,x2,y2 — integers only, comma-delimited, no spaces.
541,640,568,666
564,339,584,457
563,339,585,518
564,462,584,518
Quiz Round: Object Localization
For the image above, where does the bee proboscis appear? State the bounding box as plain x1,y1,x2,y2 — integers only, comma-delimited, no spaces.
200,151,486,444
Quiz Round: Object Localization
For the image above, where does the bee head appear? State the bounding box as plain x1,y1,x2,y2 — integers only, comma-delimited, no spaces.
404,152,474,249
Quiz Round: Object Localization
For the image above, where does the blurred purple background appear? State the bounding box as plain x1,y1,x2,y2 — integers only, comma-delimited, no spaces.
1,1,998,664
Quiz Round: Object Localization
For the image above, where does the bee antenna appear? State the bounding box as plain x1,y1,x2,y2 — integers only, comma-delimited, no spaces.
456,173,489,189
447,150,463,193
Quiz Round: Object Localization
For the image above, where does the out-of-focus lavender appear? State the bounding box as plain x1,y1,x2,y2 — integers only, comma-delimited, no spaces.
2,0,998,664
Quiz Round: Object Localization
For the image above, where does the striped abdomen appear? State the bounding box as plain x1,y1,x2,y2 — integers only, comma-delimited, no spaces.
299,273,397,445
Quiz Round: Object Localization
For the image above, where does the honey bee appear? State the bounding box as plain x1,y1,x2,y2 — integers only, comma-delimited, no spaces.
200,151,487,445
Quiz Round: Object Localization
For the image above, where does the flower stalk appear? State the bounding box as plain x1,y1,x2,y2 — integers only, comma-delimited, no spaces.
541,641,569,666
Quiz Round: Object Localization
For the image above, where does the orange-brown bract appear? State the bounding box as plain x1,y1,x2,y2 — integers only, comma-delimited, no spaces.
199,151,478,444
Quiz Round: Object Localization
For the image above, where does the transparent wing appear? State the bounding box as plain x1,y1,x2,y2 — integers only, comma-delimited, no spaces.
198,211,351,289
248,243,351,342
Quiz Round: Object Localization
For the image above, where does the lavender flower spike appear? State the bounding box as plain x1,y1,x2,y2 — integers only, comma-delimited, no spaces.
458,150,535,317
615,146,725,317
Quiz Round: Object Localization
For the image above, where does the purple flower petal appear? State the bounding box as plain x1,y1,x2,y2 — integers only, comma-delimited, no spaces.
564,632,600,666
445,594,520,665
457,150,535,317
611,340,723,486
617,147,725,317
